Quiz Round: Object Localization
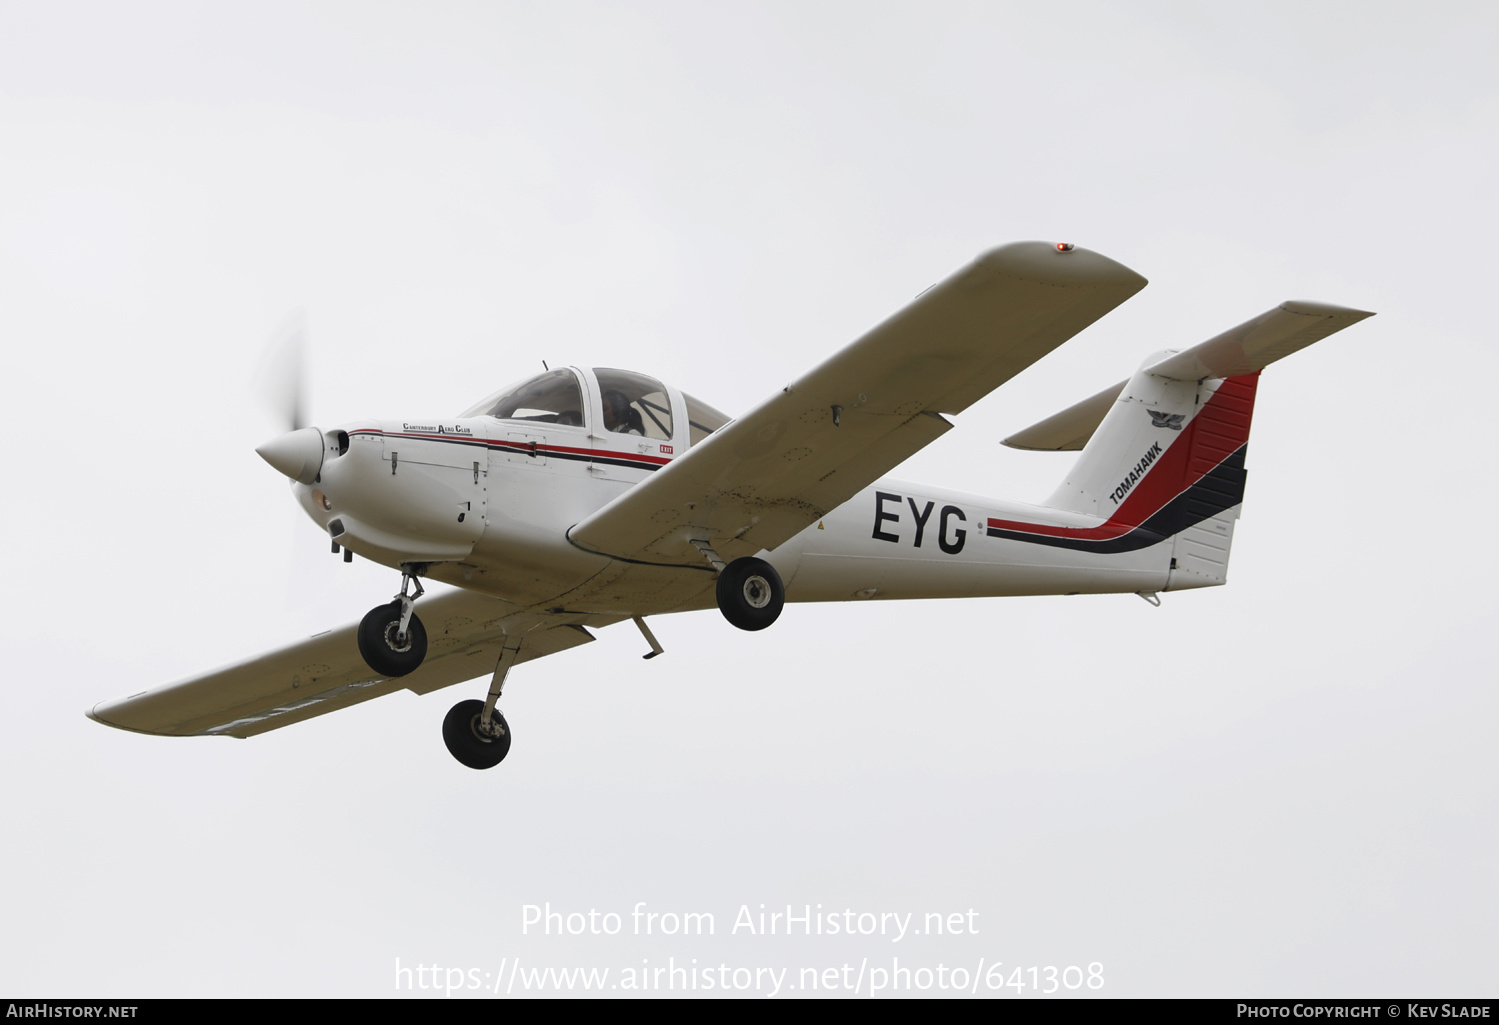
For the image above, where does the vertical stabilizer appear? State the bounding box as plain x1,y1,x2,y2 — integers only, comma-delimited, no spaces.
1036,361,1259,588
1000,301,1371,590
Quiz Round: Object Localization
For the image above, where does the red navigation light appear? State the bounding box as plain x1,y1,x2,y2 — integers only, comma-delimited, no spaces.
1056,242,1075,252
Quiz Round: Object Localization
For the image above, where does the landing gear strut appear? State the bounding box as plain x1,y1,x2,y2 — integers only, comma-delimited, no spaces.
443,642,520,770
356,565,428,677
715,556,785,631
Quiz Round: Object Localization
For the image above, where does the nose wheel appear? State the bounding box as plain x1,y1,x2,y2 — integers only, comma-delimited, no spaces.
356,566,429,677
357,601,428,677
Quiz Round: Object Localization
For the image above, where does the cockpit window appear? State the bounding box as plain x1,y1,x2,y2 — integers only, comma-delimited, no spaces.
460,369,585,426
683,391,731,446
595,368,673,441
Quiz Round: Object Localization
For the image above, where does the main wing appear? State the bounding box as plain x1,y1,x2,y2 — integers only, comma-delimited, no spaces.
568,241,1147,567
87,590,618,738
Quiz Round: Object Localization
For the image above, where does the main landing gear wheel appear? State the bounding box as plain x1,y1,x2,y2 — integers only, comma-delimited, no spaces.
356,600,428,677
443,699,512,770
715,556,785,631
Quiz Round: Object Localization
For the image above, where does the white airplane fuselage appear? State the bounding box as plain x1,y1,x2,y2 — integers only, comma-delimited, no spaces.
296,389,1189,625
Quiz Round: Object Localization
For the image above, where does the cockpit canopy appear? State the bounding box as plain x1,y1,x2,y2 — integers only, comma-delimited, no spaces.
461,368,584,426
460,367,731,446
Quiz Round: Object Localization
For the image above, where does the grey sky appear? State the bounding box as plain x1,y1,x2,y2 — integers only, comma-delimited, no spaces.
1,0,1494,997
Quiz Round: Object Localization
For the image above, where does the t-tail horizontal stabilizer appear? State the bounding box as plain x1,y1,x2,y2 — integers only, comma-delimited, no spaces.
1002,301,1374,452
995,301,1373,589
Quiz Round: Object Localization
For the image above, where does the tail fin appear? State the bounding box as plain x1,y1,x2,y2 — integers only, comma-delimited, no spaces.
1000,301,1373,589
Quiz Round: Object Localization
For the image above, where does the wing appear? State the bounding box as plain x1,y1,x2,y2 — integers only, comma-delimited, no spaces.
87,590,619,738
568,241,1147,567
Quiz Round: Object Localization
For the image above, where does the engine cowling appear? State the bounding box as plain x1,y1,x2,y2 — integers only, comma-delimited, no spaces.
264,419,490,566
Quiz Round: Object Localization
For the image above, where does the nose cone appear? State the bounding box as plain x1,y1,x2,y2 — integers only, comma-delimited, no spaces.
256,427,325,484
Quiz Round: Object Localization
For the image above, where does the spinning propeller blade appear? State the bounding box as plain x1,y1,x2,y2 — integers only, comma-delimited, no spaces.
256,312,308,433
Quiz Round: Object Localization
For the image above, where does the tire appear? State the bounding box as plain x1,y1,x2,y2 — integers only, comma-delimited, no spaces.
356,600,428,677
442,699,512,770
715,557,785,631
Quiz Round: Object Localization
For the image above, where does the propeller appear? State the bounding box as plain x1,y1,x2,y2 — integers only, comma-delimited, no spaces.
254,311,323,483
255,311,309,433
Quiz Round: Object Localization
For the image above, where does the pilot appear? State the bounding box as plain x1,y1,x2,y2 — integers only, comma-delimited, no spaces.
602,389,643,435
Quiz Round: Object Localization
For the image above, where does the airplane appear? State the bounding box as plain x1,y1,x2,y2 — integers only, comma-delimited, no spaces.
86,242,1373,769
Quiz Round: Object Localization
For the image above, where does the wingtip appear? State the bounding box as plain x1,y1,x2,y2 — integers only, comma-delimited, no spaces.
1280,300,1376,321
976,241,1148,293
84,701,160,735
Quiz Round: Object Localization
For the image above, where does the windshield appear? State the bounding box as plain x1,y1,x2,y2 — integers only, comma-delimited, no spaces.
460,369,585,426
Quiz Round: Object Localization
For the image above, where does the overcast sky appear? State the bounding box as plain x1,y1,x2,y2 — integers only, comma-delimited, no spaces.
2,0,1495,999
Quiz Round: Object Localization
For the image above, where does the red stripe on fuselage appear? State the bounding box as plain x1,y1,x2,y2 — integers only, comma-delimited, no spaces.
348,429,672,467
985,373,1260,540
